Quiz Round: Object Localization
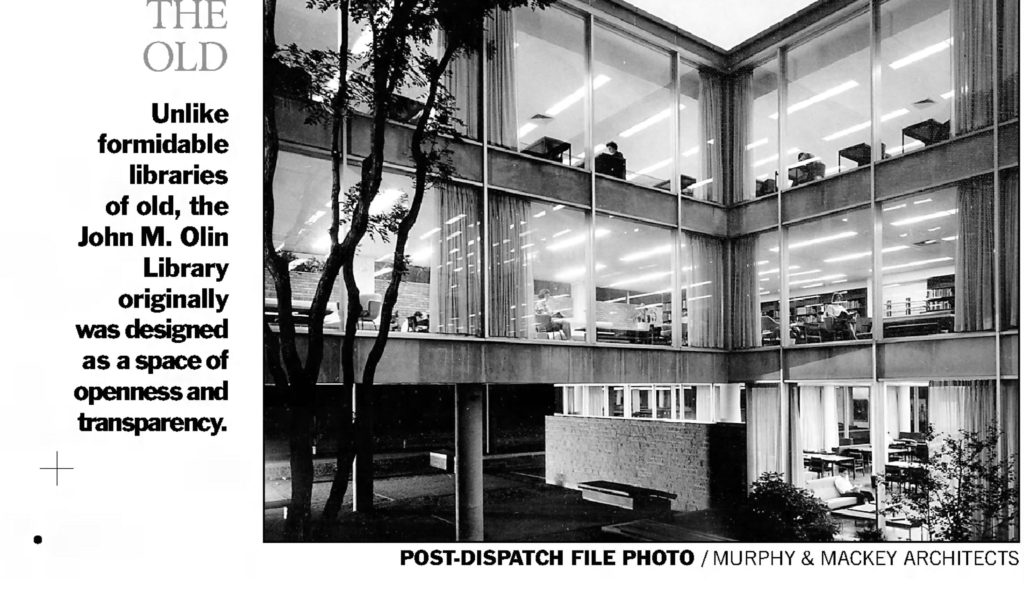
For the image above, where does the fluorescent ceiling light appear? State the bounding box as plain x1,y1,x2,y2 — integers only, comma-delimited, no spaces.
881,257,953,271
890,209,958,227
410,247,432,262
686,178,714,190
626,158,672,181
552,204,565,211
746,138,768,151
517,123,537,139
419,227,440,240
789,269,822,277
609,270,671,288
621,244,672,262
769,80,859,118
305,210,326,225
889,38,953,70
373,267,392,277
753,154,779,168
758,265,801,276
552,228,572,238
544,74,611,117
620,109,672,138
913,198,933,205
889,140,925,154
770,231,857,252
883,203,907,212
822,245,908,263
940,90,954,99
370,188,404,215
533,210,547,218
445,213,466,225
802,283,824,289
822,108,909,141
682,146,700,157
789,273,847,286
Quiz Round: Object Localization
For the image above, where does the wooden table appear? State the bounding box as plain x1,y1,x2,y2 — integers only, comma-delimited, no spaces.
804,452,855,476
832,502,924,540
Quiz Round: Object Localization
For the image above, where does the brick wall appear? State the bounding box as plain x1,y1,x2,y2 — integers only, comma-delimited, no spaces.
545,415,746,512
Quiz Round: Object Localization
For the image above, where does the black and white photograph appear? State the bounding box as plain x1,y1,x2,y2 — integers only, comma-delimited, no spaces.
262,0,1021,544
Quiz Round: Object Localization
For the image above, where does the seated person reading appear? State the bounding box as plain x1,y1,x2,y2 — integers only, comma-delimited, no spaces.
535,289,572,339
789,152,825,185
407,311,429,333
594,141,626,179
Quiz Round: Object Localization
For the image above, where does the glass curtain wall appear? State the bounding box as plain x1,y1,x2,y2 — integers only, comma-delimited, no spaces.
489,196,589,341
786,208,873,344
734,60,780,202
594,216,673,345
270,153,482,336
881,178,994,337
501,5,587,163
785,12,871,185
593,23,675,190
879,0,953,157
680,62,724,202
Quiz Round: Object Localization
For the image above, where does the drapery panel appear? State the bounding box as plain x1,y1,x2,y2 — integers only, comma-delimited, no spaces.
682,231,725,348
698,70,724,204
730,235,761,348
485,9,517,149
885,385,914,439
953,0,995,133
747,384,788,484
443,31,481,139
436,183,483,335
955,176,995,332
487,190,534,338
798,386,840,454
928,380,997,438
999,0,1019,121
730,70,754,203
1000,169,1019,329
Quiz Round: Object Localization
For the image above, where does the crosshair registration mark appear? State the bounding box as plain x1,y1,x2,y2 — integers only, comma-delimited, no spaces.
39,451,74,486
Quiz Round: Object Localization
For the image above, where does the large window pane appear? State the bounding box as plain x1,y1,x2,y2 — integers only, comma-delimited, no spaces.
489,195,588,341
785,13,870,186
681,232,725,348
594,215,673,345
270,153,482,336
504,6,587,165
594,25,674,189
744,60,780,200
1001,169,1019,330
680,63,723,202
786,208,872,345
882,178,994,337
880,0,952,158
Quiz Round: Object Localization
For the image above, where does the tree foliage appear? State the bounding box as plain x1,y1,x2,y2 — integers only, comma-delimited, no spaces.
264,0,551,541
740,472,838,542
887,424,1019,541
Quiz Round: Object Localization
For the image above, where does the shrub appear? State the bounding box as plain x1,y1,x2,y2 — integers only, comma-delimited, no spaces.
741,472,838,542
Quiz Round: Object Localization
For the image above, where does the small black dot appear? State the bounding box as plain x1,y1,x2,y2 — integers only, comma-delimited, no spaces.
33,535,42,544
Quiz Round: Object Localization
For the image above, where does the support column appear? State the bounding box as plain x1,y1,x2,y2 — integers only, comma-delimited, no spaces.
352,383,374,513
455,384,484,541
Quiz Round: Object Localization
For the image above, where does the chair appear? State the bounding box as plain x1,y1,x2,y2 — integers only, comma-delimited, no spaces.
533,314,566,340
358,293,382,329
804,321,824,343
912,442,929,464
761,315,781,345
851,315,872,339
808,457,829,479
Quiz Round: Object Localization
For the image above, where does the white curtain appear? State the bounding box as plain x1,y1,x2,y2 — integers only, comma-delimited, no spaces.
747,384,788,484
487,191,534,338
682,232,725,348
730,235,761,348
730,69,754,203
698,70,724,204
442,30,480,139
436,183,483,335
885,385,913,439
999,0,1020,121
954,176,995,331
485,9,517,149
953,0,995,133
695,386,714,422
798,386,840,453
928,380,998,439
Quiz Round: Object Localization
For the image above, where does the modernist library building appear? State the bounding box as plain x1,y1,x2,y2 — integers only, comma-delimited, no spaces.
266,0,1021,539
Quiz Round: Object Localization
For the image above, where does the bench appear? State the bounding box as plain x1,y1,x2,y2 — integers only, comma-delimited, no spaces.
578,480,677,512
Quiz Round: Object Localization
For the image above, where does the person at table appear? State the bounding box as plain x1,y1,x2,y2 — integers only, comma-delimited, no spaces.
595,141,626,179
535,289,572,339
790,152,825,185
407,311,429,333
